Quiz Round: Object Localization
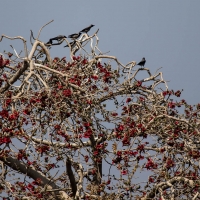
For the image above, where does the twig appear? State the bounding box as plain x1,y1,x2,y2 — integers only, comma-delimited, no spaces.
36,20,54,40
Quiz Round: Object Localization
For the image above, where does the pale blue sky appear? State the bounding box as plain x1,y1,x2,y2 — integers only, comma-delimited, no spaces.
0,1,200,104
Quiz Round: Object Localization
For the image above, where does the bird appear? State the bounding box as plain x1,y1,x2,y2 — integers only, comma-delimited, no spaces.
46,35,67,44
50,35,67,41
80,24,95,34
64,41,77,48
68,32,81,40
46,40,52,45
137,57,146,67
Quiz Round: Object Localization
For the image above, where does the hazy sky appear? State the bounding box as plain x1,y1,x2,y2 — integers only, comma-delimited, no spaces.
0,1,200,104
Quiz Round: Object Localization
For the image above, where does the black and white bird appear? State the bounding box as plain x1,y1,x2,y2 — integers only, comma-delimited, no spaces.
68,32,81,40
137,57,146,67
46,35,67,45
80,24,95,34
64,41,77,48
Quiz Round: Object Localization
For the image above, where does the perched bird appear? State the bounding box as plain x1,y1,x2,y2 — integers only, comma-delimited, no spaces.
50,35,67,41
46,35,67,44
80,24,95,34
46,40,52,45
68,32,81,40
64,41,76,48
137,57,146,67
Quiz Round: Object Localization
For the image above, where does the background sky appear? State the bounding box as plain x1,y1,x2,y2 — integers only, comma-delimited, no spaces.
0,1,200,105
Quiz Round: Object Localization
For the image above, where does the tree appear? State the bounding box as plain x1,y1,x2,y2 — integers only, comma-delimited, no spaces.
0,21,200,200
